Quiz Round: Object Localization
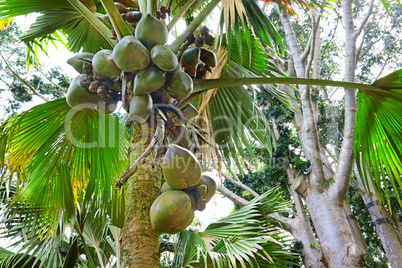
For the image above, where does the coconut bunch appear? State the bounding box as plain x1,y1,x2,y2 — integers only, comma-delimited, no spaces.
182,26,217,79
65,5,219,235
150,144,217,234
66,12,216,124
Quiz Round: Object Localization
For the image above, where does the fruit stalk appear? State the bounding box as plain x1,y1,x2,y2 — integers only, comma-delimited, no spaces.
147,0,158,16
169,0,220,53
100,0,132,40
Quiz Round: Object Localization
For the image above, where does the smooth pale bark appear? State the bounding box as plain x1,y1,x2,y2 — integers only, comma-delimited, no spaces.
217,184,248,207
289,189,327,268
306,191,363,267
279,6,365,267
343,202,367,251
279,9,325,188
121,123,162,267
354,166,402,268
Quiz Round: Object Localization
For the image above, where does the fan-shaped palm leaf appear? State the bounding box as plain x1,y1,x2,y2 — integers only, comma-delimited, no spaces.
354,69,402,209
171,188,298,268
205,35,290,174
219,0,284,61
0,0,115,53
0,98,128,235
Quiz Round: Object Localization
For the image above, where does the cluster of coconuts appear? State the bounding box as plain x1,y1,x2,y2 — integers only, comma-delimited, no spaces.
65,4,219,234
150,144,217,234
66,10,216,124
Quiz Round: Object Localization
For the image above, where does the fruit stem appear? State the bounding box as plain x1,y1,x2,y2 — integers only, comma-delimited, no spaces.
138,0,147,14
167,0,196,32
67,0,116,47
169,0,220,54
100,0,132,40
147,0,158,16
192,77,385,94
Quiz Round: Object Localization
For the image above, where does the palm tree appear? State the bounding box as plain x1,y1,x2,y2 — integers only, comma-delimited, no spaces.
0,0,401,267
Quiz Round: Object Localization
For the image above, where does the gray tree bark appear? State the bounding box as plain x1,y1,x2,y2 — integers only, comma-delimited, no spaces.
278,5,366,267
354,165,402,268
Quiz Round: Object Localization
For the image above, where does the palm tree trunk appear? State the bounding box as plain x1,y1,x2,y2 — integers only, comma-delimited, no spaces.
121,122,162,267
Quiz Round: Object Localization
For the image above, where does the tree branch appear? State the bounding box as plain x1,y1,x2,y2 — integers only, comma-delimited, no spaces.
322,18,339,57
37,67,67,92
305,14,321,78
330,0,359,201
167,0,196,32
0,53,49,102
355,28,369,64
222,173,259,198
279,10,325,189
300,32,312,64
217,184,248,207
352,0,374,40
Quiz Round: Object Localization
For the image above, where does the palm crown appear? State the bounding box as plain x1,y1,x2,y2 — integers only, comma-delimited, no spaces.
0,0,401,267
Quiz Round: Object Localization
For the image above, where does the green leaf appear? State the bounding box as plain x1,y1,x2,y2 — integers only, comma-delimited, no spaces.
354,71,402,209
0,98,129,228
371,69,402,91
62,237,79,268
0,0,115,54
173,188,299,268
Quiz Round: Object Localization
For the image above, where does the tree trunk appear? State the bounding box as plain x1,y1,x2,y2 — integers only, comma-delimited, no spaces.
121,122,162,267
306,190,364,267
288,189,327,268
354,166,402,267
278,7,365,267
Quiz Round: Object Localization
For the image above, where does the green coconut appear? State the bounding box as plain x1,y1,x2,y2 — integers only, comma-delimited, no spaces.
160,182,174,193
112,35,150,72
135,14,168,49
92,49,121,78
150,190,194,234
199,172,217,202
166,71,193,101
67,52,94,74
162,144,201,190
200,50,217,67
133,66,165,96
96,96,118,114
129,94,153,123
150,45,178,71
66,75,101,109
182,47,200,67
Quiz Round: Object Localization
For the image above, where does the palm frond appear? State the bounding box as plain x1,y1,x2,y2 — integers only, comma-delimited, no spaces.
0,247,41,268
202,32,292,174
354,69,402,209
0,0,115,57
208,79,275,175
0,98,128,230
218,0,284,60
108,188,126,228
173,188,298,268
